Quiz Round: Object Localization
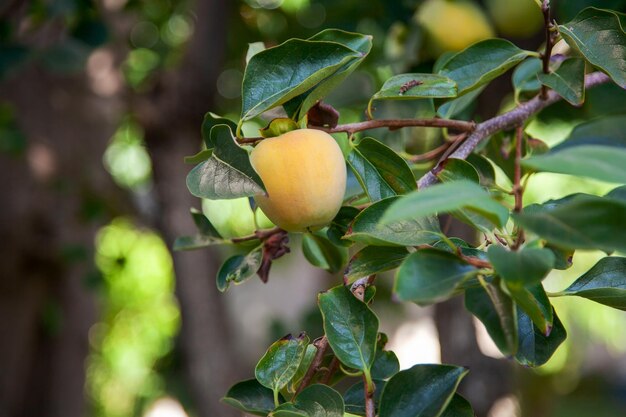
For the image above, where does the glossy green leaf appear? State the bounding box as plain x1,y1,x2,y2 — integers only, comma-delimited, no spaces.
222,379,277,417
523,145,626,184
538,58,585,106
271,403,309,417
558,7,626,89
380,180,508,229
284,29,372,120
318,286,378,373
440,394,474,417
567,114,626,143
216,245,263,292
371,73,457,102
514,194,626,253
561,256,626,310
302,233,349,273
241,38,361,121
465,284,518,356
395,249,476,306
515,307,566,367
190,208,222,238
347,137,417,202
439,39,531,95
487,246,555,288
201,113,237,148
288,344,317,393
378,364,468,417
187,125,266,199
343,380,385,415
344,197,441,247
371,350,400,380
296,384,344,417
509,284,553,336
327,206,361,247
512,57,542,97
344,246,409,283
255,333,309,394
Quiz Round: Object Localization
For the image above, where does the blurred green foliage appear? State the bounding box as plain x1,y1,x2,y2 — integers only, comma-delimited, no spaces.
88,219,180,417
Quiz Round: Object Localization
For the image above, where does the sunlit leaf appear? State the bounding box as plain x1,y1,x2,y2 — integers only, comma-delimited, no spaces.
255,333,309,394
561,256,626,310
558,7,626,88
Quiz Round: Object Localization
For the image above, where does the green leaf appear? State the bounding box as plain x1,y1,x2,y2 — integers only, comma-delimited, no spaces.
293,384,345,417
173,234,224,251
288,344,317,393
394,249,476,306
514,194,626,253
437,85,486,119
271,403,309,417
380,180,509,229
327,206,361,247
465,284,518,357
190,208,222,238
217,245,263,292
509,284,553,336
467,154,496,186
378,364,468,417
241,37,362,121
343,380,385,415
318,286,379,373
371,73,457,102
344,197,441,247
436,158,480,183
222,379,277,417
561,256,626,310
440,394,474,417
344,246,409,283
371,350,400,380
302,233,349,273
558,7,626,89
512,57,542,97
255,333,309,394
186,125,266,199
184,149,213,164
246,42,265,64
347,137,417,202
567,114,626,143
537,58,586,106
487,246,555,288
202,113,237,148
522,145,626,184
515,307,566,367
439,39,531,95
284,29,372,120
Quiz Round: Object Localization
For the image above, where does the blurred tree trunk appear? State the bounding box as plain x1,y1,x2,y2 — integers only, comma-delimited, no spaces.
0,70,123,417
141,1,244,416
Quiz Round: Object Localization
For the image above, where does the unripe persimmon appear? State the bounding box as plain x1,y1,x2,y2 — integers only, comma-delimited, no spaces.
416,0,495,53
202,197,273,239
250,129,346,232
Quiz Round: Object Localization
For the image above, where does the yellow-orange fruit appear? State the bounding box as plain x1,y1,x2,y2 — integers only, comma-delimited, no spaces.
250,129,346,232
486,0,543,38
417,0,495,53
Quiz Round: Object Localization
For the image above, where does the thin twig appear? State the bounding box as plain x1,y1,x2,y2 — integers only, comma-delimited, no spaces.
315,117,476,134
364,375,375,417
417,72,611,189
540,0,554,99
511,125,525,249
294,336,329,396
230,226,283,243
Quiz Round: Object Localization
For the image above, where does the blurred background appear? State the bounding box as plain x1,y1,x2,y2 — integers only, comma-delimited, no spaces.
2,0,626,416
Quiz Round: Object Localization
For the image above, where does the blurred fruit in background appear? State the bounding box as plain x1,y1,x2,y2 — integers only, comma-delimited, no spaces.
486,0,544,38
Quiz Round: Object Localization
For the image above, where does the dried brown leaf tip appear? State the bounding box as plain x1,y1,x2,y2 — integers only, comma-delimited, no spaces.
257,230,290,283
